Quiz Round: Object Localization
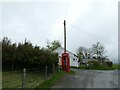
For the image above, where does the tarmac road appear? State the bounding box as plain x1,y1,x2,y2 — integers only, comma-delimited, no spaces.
51,69,119,88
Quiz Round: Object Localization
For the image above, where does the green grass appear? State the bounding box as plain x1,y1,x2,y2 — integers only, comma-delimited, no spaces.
70,66,80,69
89,65,115,70
0,72,2,89
71,64,120,70
3,71,23,88
3,69,75,88
35,70,75,88
3,71,48,88
112,64,120,70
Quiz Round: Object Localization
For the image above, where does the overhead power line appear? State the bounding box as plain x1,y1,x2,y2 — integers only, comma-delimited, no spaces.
66,22,117,45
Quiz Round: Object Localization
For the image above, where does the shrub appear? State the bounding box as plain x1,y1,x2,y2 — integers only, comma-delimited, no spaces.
88,60,101,69
106,61,113,67
2,37,59,71
87,60,114,70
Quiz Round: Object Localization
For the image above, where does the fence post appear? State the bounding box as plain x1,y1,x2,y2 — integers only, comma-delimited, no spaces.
22,68,26,89
53,64,55,73
45,66,47,76
58,64,60,71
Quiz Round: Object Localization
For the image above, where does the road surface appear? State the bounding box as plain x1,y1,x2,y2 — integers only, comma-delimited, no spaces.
52,69,118,88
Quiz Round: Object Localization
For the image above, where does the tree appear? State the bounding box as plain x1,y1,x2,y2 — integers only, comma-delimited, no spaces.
2,37,59,70
87,48,92,59
77,46,91,59
77,47,84,64
91,42,106,59
47,40,61,51
2,37,17,70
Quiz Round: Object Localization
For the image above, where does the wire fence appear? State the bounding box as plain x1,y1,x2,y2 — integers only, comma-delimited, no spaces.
2,64,59,88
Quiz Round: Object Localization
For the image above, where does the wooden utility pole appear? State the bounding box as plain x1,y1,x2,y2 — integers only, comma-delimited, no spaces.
62,20,70,72
64,20,66,53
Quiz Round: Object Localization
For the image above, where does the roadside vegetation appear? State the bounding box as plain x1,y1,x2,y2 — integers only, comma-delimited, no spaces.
3,69,75,88
2,37,62,88
71,63,120,70
3,70,46,88
35,70,75,88
75,42,118,70
2,37,61,71
35,71,65,88
112,64,120,70
2,37,76,89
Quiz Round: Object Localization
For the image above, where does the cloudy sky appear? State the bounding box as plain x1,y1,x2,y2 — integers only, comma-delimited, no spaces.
0,0,119,63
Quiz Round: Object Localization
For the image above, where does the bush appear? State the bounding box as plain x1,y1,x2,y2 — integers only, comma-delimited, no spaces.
2,37,59,71
106,61,113,67
88,60,101,69
87,60,114,70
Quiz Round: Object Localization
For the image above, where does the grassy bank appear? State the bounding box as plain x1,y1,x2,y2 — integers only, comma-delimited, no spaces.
3,70,74,88
71,64,120,70
112,64,120,70
35,70,75,88
3,71,48,88
0,72,2,89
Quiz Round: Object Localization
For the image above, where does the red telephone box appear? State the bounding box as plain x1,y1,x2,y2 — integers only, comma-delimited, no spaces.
62,53,70,72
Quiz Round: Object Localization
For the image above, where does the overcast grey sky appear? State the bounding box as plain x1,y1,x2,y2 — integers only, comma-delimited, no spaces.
0,0,119,63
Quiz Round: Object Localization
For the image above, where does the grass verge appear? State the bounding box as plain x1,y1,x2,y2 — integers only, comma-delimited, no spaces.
3,71,48,88
3,69,75,88
112,64,120,70
71,64,120,70
35,70,75,88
